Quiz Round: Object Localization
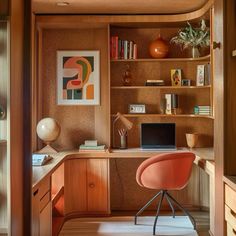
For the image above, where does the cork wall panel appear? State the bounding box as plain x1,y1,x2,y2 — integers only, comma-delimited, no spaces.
110,159,201,211
112,116,213,148
41,28,108,150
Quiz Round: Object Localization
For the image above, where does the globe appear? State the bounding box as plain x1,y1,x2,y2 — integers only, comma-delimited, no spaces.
36,117,61,144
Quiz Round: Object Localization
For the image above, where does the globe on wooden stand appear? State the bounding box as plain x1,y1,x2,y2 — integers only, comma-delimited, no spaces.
36,117,61,153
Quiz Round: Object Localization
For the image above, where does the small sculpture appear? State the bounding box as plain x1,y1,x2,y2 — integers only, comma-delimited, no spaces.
122,65,132,86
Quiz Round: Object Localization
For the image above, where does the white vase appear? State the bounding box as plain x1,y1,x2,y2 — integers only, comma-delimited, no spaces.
192,47,200,58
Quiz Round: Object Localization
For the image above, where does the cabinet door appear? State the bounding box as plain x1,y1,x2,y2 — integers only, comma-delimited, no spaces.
64,159,87,214
87,159,109,213
40,202,51,236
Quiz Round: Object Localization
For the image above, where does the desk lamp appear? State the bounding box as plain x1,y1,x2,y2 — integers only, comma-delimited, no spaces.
112,112,133,148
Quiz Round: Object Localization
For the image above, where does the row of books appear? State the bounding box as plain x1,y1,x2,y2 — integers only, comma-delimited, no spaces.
194,105,211,115
196,64,211,86
110,36,137,60
79,140,107,152
145,80,165,86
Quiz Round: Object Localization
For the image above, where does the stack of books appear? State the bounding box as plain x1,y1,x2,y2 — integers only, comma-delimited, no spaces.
145,80,165,86
110,36,137,60
79,140,107,152
194,106,211,115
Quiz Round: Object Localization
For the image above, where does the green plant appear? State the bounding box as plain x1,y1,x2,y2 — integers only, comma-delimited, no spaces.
170,20,210,50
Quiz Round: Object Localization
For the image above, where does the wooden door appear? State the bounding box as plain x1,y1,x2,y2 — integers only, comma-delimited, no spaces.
64,159,87,214
39,202,51,236
87,159,109,213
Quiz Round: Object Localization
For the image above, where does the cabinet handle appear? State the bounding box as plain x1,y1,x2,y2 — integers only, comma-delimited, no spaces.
33,189,39,196
212,41,221,50
89,183,95,188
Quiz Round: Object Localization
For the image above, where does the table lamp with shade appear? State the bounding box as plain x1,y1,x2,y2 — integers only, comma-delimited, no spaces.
112,112,133,148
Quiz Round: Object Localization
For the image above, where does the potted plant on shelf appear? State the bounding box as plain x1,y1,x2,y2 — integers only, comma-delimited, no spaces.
170,20,210,58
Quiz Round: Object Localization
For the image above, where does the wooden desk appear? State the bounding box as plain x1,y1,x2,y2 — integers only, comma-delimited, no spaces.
32,147,215,236
32,147,214,190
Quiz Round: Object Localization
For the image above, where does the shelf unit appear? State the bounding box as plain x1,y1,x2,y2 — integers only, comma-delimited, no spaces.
110,21,214,149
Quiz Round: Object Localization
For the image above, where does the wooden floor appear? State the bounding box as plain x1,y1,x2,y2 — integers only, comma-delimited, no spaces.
59,211,209,236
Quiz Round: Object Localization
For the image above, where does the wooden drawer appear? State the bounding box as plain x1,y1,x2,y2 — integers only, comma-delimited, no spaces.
39,177,51,200
226,222,236,236
225,184,236,213
40,191,50,212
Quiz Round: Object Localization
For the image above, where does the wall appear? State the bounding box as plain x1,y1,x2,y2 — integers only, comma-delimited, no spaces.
40,27,109,150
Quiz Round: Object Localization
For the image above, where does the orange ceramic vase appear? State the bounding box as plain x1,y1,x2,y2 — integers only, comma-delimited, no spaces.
149,36,169,58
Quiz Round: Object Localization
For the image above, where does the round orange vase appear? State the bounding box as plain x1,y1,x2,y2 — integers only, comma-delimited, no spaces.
149,36,169,58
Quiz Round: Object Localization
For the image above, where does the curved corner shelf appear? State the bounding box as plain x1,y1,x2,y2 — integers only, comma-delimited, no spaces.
110,54,210,63
111,114,214,119
111,85,211,90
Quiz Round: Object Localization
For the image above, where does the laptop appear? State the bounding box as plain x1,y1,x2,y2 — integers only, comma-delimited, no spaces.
141,123,176,150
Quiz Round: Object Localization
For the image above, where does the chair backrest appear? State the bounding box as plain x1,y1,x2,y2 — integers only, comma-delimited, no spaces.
136,152,195,190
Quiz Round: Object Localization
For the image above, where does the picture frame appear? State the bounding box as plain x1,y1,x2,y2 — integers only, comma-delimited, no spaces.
57,50,100,105
129,104,146,113
196,65,205,86
171,69,182,86
181,79,191,86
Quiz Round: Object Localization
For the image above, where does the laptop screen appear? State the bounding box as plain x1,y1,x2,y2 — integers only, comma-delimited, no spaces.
141,123,176,149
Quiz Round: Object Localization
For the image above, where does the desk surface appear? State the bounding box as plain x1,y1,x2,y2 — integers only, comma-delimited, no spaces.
32,147,214,191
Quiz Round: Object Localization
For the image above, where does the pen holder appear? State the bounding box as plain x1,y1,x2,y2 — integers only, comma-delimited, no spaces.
120,135,127,149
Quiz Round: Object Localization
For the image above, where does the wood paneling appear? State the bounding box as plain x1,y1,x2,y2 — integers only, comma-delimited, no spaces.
0,0,9,16
213,0,225,235
64,159,87,214
87,159,109,212
10,0,24,234
33,0,210,15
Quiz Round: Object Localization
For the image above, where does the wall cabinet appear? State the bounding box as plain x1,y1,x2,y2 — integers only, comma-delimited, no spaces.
32,177,51,236
64,158,109,215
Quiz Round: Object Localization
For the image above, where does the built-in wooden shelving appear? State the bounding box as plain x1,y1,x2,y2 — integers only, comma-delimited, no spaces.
111,114,214,119
111,54,210,62
111,85,211,90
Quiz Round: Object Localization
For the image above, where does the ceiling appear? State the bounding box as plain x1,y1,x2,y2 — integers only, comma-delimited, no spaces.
32,0,209,15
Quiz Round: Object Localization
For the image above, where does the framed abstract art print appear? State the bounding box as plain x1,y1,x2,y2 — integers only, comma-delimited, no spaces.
57,50,100,105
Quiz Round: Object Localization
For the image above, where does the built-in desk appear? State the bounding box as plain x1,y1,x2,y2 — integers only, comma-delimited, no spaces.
32,147,214,190
32,147,215,236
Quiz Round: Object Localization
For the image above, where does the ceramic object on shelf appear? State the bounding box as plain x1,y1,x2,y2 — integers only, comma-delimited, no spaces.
122,65,132,86
192,46,200,58
186,133,199,148
149,36,169,58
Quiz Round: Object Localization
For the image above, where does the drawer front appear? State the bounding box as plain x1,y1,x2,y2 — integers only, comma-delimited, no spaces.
40,191,50,212
39,177,51,200
225,204,236,230
227,222,236,236
225,184,236,213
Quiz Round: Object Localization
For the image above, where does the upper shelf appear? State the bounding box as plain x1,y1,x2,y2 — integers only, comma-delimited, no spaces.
111,55,210,63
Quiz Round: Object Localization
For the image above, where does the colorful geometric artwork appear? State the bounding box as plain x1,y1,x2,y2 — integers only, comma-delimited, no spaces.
57,51,100,105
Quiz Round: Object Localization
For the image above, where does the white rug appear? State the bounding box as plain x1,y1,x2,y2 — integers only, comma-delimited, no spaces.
60,216,198,236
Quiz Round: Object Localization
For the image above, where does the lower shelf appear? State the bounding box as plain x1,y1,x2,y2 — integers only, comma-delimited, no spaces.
111,114,214,119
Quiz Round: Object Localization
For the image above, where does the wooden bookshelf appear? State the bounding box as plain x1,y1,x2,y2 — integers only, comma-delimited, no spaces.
111,54,210,62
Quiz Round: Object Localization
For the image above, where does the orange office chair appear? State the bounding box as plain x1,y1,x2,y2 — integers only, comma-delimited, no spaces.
135,152,196,235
